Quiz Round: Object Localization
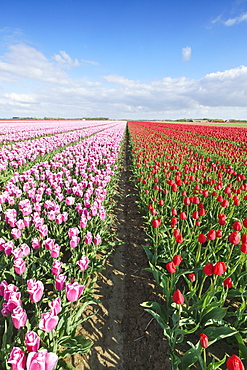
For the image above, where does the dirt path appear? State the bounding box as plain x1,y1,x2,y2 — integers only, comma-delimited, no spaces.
68,130,170,369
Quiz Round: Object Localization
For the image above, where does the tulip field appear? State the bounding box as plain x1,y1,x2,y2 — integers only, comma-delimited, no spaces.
128,120,247,370
0,119,126,370
1,118,247,370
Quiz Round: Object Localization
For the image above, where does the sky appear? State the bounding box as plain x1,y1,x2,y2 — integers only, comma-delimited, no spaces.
1,0,247,120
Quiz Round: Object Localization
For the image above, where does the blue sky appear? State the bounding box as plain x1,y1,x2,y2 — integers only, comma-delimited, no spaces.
1,0,247,120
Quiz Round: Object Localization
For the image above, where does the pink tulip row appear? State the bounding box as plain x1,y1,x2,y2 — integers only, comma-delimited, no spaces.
0,121,119,173
0,119,112,143
0,121,126,369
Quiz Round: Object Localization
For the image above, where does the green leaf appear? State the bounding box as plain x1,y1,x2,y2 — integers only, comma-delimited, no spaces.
181,347,200,370
143,309,171,339
57,359,76,370
203,326,238,346
142,245,154,262
58,335,92,358
141,301,167,322
206,355,226,370
201,307,227,327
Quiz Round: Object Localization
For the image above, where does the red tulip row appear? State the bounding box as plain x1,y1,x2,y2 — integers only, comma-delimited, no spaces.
128,120,247,370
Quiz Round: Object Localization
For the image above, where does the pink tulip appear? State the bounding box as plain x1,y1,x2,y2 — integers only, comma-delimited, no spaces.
55,274,67,291
11,306,27,329
13,258,26,275
6,291,22,311
8,347,26,370
50,244,60,258
39,310,59,332
44,238,55,250
70,236,80,248
27,279,44,303
51,260,62,276
25,331,40,352
65,196,75,205
79,217,87,228
26,349,58,370
68,227,80,238
93,234,101,245
84,232,92,245
49,297,62,315
20,243,30,257
38,224,48,237
31,238,41,249
77,256,90,271
66,282,85,302
4,241,15,255
16,219,26,230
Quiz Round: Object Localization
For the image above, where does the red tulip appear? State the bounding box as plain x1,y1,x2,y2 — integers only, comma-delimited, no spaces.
172,289,184,305
226,355,245,370
232,221,242,231
172,255,183,266
152,218,161,228
188,273,196,282
213,261,227,275
166,261,176,273
198,234,207,243
207,230,216,241
224,277,233,289
200,333,209,348
203,263,213,275
229,232,241,245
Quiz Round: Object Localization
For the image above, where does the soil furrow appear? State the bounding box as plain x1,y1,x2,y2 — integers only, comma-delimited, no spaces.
69,130,170,369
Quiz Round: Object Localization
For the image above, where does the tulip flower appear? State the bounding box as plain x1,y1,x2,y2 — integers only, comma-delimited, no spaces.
27,279,44,303
94,234,102,245
224,277,233,289
172,289,184,305
55,274,67,291
198,234,207,243
172,255,183,266
213,261,227,275
25,331,41,352
166,261,176,273
229,232,241,245
11,306,27,329
226,355,245,370
84,232,93,244
39,310,59,332
70,236,80,248
13,258,26,275
6,291,22,311
51,260,63,276
203,263,213,276
200,333,209,348
188,273,196,282
77,256,90,271
26,349,58,370
66,282,85,302
152,218,161,228
8,347,26,370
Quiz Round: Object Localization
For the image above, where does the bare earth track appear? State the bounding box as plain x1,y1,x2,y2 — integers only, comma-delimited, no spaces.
66,131,170,369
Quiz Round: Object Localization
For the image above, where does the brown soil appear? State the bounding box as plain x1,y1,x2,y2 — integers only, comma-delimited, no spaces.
66,131,171,369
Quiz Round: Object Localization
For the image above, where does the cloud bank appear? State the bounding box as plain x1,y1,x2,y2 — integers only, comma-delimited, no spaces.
1,43,247,119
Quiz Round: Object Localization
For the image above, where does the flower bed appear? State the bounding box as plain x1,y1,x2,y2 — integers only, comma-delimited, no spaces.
128,120,247,370
0,121,126,370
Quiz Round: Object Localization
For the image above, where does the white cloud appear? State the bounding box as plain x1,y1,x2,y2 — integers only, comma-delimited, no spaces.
81,59,100,66
2,43,247,120
182,46,192,62
211,12,247,26
52,50,80,68
224,12,247,25
0,44,71,85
